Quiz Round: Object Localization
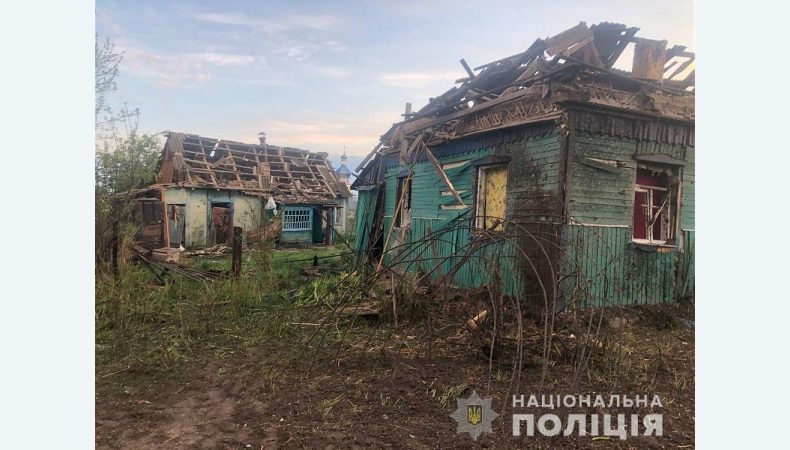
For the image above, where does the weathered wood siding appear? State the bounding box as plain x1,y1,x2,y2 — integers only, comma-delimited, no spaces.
562,225,679,307
354,188,380,263
562,122,695,306
568,134,636,225
378,125,562,297
354,111,695,308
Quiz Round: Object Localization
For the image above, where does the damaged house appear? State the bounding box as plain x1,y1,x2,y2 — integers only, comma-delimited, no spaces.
352,22,694,309
135,132,352,248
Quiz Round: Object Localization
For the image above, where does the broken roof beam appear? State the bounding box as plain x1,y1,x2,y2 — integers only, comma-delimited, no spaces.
603,26,640,68
472,38,545,71
196,137,219,186
460,58,475,78
220,141,244,184
545,22,593,57
354,141,383,173
665,54,695,80
421,141,466,207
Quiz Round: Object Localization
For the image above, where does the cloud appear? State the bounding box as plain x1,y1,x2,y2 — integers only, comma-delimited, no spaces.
216,112,398,156
117,41,258,87
282,14,342,32
194,12,342,33
96,10,123,34
190,52,257,66
194,11,347,62
275,40,348,62
378,70,462,88
311,65,351,78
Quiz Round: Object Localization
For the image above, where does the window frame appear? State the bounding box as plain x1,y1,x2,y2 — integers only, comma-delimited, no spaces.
471,156,510,233
631,164,680,246
282,207,313,231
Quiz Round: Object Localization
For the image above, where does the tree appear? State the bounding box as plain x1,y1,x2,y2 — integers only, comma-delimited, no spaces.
95,37,122,124
95,36,161,269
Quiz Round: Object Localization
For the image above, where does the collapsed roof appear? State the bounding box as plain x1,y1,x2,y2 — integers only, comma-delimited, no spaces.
157,132,352,205
353,21,695,184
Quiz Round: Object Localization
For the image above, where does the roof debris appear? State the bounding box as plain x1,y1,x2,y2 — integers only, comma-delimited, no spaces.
158,132,352,204
353,21,694,184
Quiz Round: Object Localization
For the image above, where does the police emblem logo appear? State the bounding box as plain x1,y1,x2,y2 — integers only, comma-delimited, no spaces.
467,404,483,425
450,390,499,440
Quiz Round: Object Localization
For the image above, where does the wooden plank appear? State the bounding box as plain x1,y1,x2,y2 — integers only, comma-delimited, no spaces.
460,58,475,78
221,141,244,184
355,141,383,173
421,142,466,207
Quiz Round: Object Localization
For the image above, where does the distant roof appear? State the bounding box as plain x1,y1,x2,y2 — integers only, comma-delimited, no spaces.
335,163,352,177
157,132,351,204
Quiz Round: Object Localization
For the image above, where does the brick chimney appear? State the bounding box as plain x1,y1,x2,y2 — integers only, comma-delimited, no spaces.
258,132,267,145
632,38,667,81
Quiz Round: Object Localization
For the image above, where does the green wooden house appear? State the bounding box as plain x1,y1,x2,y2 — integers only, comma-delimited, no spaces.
352,22,694,310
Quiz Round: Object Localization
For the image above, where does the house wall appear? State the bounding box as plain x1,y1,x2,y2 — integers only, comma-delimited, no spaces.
163,188,263,248
354,188,380,264
561,128,695,307
376,124,561,296
355,111,694,309
335,198,349,235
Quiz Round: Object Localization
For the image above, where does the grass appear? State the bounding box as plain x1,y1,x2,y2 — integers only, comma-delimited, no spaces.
95,245,354,375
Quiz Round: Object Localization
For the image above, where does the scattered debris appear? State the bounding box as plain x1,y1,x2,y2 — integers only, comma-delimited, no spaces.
151,247,182,264
186,244,229,257
133,247,229,283
337,302,380,318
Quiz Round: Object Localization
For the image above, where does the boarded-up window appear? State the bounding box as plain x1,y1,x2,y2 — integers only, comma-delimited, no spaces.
633,167,676,244
282,207,312,231
475,165,508,231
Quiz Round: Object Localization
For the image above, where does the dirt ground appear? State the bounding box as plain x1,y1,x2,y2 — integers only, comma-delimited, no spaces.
96,302,694,449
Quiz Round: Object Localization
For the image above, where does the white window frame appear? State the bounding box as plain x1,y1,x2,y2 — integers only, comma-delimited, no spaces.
631,178,676,245
282,207,312,231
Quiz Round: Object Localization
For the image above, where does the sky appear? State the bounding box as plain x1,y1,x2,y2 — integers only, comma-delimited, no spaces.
96,0,694,168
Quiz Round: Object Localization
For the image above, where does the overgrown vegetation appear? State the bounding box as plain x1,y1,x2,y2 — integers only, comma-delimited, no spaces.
96,245,366,374
94,35,163,270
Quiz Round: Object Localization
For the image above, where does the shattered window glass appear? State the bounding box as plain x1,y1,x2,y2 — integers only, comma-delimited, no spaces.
633,167,676,244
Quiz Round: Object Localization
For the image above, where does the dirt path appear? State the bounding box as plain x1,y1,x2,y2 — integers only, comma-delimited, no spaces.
97,317,694,449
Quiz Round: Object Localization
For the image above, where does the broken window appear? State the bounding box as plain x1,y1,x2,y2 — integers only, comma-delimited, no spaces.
141,201,162,223
632,166,677,244
393,176,412,228
282,207,312,231
475,164,508,231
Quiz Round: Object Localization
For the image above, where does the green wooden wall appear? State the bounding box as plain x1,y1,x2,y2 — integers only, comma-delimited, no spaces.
376,128,562,297
354,122,695,308
562,131,695,306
